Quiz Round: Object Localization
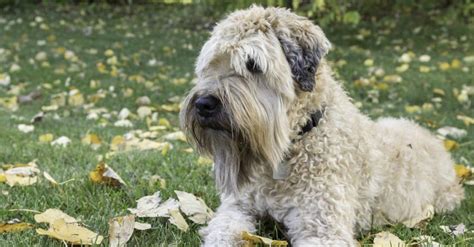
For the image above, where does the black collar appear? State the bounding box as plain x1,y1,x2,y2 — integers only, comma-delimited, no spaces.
298,108,325,136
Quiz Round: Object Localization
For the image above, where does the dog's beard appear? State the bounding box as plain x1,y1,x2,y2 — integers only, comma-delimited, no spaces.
180,77,292,195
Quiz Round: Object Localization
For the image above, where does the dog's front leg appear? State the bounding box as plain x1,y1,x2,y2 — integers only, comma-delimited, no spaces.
283,190,358,247
200,196,255,247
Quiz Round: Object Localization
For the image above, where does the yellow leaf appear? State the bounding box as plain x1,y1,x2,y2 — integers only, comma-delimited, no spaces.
89,162,126,187
36,218,103,245
108,215,135,247
363,59,374,66
0,173,5,183
175,190,214,225
158,118,171,128
451,59,462,69
402,205,434,228
405,105,421,114
168,209,189,232
373,231,406,247
34,208,78,225
419,66,430,73
241,231,288,247
439,62,450,70
456,115,474,126
163,131,187,142
68,89,84,107
454,164,472,179
161,142,171,156
395,64,409,73
82,134,102,150
197,156,213,166
39,133,54,143
43,171,58,185
0,222,33,233
433,88,445,96
0,96,19,111
160,103,180,112
443,139,459,151
111,136,125,151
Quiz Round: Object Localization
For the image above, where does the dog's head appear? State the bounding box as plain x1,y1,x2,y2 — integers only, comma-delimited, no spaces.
180,6,331,194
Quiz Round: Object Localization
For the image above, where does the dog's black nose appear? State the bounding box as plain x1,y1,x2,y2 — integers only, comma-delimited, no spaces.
195,95,220,117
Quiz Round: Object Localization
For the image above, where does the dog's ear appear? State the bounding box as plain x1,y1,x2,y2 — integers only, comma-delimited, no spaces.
273,10,331,92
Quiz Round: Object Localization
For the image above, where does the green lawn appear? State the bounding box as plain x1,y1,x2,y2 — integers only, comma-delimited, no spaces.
0,3,473,246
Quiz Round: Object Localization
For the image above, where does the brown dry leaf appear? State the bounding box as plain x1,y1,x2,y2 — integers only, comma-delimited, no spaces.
373,231,406,247
175,190,214,224
168,209,189,232
81,133,102,150
0,221,33,233
443,139,459,151
108,215,135,247
402,204,434,228
36,218,103,245
89,162,126,187
241,231,288,247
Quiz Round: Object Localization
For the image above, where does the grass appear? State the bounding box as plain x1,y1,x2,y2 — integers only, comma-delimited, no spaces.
0,3,473,246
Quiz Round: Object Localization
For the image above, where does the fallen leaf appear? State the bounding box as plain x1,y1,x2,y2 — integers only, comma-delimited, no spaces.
168,209,189,232
456,115,474,126
81,134,102,150
440,223,466,236
0,221,33,233
36,218,103,245
137,106,153,119
437,126,467,139
39,133,54,143
43,171,58,185
108,215,135,247
89,162,126,187
373,231,406,247
110,135,126,151
51,136,71,147
68,89,84,107
443,139,459,151
34,208,78,225
454,164,472,179
3,162,40,186
419,55,431,62
175,190,214,224
18,124,34,133
412,235,441,247
241,231,288,247
162,131,186,142
114,119,133,128
128,192,179,218
402,204,434,228
134,222,151,230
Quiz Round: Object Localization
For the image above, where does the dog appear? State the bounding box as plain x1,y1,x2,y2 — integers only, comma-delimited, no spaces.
180,6,464,246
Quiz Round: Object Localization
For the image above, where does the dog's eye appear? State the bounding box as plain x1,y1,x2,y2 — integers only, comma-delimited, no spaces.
246,58,262,73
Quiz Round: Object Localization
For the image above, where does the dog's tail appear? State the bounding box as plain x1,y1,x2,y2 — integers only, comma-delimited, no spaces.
433,181,464,213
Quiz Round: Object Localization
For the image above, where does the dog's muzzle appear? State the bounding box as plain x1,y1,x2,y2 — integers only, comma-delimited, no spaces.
194,95,226,130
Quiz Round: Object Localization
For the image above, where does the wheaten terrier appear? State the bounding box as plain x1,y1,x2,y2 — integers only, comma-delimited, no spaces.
180,6,464,246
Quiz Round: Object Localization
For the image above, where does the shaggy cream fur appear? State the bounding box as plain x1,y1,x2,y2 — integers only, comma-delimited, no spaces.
180,6,464,247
